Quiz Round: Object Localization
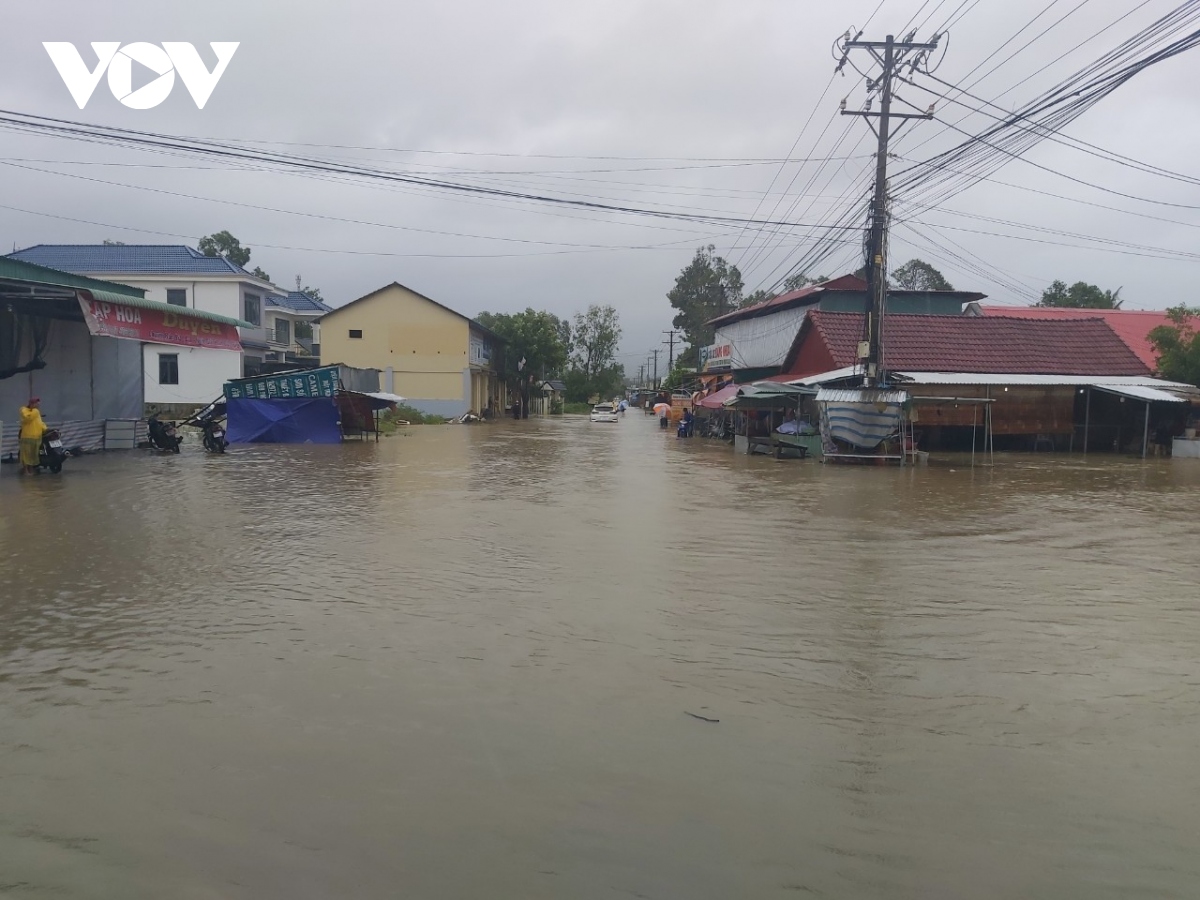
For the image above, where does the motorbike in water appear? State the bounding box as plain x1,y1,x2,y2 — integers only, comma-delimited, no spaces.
185,400,229,454
38,429,69,473
201,418,228,453
147,418,182,453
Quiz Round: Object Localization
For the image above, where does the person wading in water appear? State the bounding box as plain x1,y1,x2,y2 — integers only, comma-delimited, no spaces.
18,397,46,475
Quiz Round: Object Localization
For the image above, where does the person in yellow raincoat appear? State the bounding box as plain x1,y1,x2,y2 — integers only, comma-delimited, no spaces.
19,397,46,474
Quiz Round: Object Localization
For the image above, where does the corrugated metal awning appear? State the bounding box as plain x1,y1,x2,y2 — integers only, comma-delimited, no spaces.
817,388,908,404
79,289,254,329
785,366,862,386
696,383,740,409
1092,384,1188,404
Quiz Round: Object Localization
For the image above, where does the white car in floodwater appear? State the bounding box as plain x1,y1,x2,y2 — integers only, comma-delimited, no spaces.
590,402,619,423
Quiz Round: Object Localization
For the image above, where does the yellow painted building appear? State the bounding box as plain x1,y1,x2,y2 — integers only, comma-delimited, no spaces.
317,282,505,418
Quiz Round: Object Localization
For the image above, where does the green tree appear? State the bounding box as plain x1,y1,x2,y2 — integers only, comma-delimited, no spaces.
891,258,954,291
661,358,698,392
667,245,744,367
782,272,829,292
567,305,623,401
198,230,252,268
252,266,272,282
1149,306,1200,385
1037,280,1123,309
476,308,571,409
740,289,772,308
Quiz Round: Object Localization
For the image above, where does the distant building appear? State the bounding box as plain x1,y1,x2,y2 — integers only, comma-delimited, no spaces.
701,274,985,381
531,379,566,416
8,244,282,414
264,290,332,368
778,310,1197,453
315,282,505,418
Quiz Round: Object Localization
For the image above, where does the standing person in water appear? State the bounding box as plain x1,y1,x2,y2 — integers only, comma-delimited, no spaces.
18,397,46,475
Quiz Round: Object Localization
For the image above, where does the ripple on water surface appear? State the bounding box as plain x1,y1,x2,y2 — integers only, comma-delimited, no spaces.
2,420,1199,899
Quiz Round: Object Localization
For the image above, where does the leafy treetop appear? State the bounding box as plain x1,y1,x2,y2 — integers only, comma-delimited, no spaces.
1037,280,1123,309
667,245,744,367
475,308,570,389
891,259,954,291
1149,305,1200,386
198,230,252,268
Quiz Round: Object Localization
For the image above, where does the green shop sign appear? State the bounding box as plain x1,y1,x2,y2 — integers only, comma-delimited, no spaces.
225,366,338,400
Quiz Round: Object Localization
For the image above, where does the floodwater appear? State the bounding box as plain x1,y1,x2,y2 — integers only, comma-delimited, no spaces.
2,415,1199,899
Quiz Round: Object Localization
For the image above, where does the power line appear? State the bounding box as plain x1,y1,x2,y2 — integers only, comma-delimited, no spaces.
0,109,881,235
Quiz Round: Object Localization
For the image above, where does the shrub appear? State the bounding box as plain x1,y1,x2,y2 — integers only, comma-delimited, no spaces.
379,405,447,432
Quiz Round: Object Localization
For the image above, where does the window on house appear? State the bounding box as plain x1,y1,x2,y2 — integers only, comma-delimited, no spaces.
166,288,187,307
244,293,261,325
349,329,363,339
275,318,291,346
158,353,179,385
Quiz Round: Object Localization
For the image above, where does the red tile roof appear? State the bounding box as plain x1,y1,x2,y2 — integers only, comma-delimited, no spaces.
802,311,1152,376
977,306,1170,371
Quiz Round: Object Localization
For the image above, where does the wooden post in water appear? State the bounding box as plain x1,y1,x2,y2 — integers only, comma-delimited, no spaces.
1083,388,1091,455
1142,401,1150,460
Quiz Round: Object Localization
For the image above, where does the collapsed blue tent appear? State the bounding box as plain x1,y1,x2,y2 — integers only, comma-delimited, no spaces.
226,397,342,444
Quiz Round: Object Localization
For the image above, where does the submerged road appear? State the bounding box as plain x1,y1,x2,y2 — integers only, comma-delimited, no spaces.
2,415,1199,898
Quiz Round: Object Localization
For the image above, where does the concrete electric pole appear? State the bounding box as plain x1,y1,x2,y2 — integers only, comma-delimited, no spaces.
838,31,939,387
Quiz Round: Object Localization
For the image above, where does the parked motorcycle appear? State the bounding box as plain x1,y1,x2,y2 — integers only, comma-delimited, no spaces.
147,418,182,453
186,400,229,454
201,418,228,453
38,428,68,473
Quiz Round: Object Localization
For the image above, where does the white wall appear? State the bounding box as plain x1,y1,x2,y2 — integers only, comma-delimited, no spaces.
715,306,810,370
113,277,241,317
83,274,277,404
143,344,242,405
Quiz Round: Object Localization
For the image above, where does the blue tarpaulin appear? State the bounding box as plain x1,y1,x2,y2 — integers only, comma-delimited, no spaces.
226,397,342,444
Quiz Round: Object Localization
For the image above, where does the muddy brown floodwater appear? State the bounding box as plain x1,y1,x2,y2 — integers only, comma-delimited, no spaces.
2,415,1199,899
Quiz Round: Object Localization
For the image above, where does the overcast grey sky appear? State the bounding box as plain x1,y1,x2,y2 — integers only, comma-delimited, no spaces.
3,0,1198,370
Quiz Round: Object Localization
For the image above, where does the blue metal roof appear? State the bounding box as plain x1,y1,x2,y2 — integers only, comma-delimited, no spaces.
8,244,260,277
266,290,332,314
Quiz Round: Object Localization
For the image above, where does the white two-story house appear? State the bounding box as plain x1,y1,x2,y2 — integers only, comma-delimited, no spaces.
8,244,285,414
264,290,332,366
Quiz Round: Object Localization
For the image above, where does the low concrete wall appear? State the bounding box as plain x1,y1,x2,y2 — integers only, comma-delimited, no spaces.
0,418,148,462
400,398,471,419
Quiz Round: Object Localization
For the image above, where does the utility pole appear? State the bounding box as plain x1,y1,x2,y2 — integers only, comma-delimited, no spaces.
662,329,678,374
651,349,661,388
638,364,645,388
839,31,939,387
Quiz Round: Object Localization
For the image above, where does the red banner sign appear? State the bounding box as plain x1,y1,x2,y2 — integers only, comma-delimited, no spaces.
78,293,242,351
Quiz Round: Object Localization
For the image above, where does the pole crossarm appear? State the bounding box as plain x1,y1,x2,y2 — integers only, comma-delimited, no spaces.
845,40,939,50
841,111,934,120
